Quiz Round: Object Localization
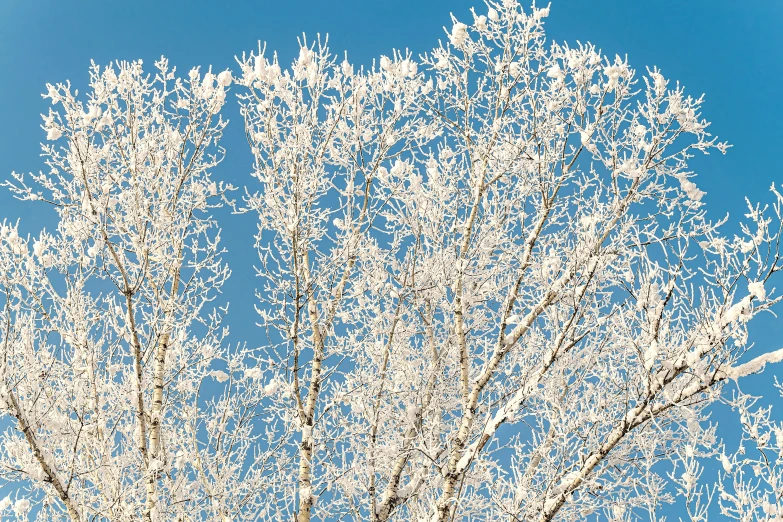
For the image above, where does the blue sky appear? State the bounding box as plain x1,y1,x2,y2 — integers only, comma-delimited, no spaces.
1,0,782,516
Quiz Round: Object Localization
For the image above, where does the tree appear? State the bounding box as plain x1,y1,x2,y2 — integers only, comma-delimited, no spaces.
1,1,783,521
0,59,270,521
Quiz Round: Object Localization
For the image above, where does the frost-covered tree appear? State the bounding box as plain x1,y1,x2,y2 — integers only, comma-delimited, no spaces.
2,1,783,522
237,2,783,522
0,59,271,521
235,36,429,522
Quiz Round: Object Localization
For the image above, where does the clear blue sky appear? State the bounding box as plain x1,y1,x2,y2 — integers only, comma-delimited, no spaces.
1,0,782,516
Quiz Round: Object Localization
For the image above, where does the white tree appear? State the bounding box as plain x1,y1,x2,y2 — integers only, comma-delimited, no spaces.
235,37,429,522
237,2,783,522
2,2,783,521
0,59,270,521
